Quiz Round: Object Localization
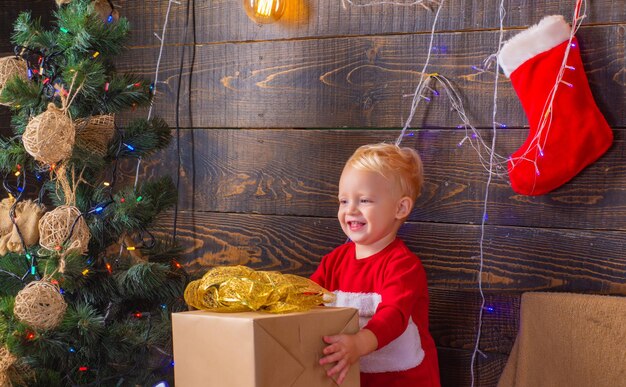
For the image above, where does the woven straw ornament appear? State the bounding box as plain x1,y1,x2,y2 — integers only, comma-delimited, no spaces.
23,103,76,165
0,346,16,373
75,114,116,157
38,205,90,258
13,281,67,330
0,56,27,106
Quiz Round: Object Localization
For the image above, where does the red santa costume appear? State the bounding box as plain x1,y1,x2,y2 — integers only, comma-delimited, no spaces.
311,238,440,387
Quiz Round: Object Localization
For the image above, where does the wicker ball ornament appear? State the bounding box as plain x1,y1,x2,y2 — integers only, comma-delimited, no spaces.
39,205,90,255
0,56,27,106
13,281,67,330
75,114,116,157
23,104,76,165
0,346,16,373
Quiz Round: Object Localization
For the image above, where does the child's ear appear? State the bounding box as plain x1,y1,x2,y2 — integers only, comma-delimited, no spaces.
395,196,413,219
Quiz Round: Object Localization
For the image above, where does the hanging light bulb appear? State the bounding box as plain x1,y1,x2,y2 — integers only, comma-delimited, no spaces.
243,0,287,24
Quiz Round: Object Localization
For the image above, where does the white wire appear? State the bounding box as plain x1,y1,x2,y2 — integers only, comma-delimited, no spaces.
341,0,439,10
470,1,505,385
134,0,181,189
395,0,445,145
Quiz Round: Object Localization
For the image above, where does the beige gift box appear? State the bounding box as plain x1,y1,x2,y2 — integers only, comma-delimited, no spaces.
172,306,360,387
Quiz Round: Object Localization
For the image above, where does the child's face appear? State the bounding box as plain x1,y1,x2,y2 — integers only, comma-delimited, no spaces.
337,166,407,254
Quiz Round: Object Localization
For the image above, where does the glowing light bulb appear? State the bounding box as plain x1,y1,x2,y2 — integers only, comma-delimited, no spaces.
243,0,286,24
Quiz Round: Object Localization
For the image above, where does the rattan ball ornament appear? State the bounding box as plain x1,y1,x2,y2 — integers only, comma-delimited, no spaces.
23,103,75,165
13,281,67,330
0,56,27,106
0,346,16,373
75,114,115,157
39,205,90,255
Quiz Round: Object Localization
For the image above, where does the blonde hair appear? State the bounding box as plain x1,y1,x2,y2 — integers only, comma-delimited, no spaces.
346,143,424,201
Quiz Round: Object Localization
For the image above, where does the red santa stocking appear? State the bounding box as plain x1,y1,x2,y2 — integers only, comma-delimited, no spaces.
498,15,613,195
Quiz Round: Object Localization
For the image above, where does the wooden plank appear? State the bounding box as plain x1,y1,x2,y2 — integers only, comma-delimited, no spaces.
429,288,519,354
114,25,625,128
150,211,626,293
119,0,625,46
438,347,509,387
0,1,55,53
123,128,626,230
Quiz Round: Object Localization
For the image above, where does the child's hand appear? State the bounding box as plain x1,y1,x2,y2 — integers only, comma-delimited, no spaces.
319,329,378,385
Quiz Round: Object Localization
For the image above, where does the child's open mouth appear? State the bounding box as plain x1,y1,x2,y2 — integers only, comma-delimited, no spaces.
348,221,365,231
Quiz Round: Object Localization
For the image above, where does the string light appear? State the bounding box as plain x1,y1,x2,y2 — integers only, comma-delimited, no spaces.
82,269,90,276
26,332,36,340
107,14,114,23
60,27,69,34
78,366,88,372
69,347,76,353
124,143,135,151
126,246,136,251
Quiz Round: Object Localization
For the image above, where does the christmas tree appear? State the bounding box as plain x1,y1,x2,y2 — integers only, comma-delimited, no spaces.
0,1,187,385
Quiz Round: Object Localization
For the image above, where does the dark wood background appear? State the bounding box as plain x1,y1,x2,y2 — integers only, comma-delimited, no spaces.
2,1,625,386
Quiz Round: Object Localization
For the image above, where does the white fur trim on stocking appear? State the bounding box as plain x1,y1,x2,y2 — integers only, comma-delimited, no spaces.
498,15,571,77
326,291,425,373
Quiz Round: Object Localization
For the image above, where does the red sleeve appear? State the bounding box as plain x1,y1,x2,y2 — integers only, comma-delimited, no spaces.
310,254,328,288
363,255,423,349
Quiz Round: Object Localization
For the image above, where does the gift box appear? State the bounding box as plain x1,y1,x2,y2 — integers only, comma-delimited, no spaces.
172,306,360,387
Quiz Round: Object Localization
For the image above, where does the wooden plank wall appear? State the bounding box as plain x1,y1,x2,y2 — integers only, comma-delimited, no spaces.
2,1,625,386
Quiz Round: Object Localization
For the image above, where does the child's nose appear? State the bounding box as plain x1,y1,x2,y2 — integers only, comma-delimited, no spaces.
346,202,359,214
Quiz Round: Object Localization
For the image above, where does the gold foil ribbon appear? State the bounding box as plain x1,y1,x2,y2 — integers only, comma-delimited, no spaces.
184,266,335,313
